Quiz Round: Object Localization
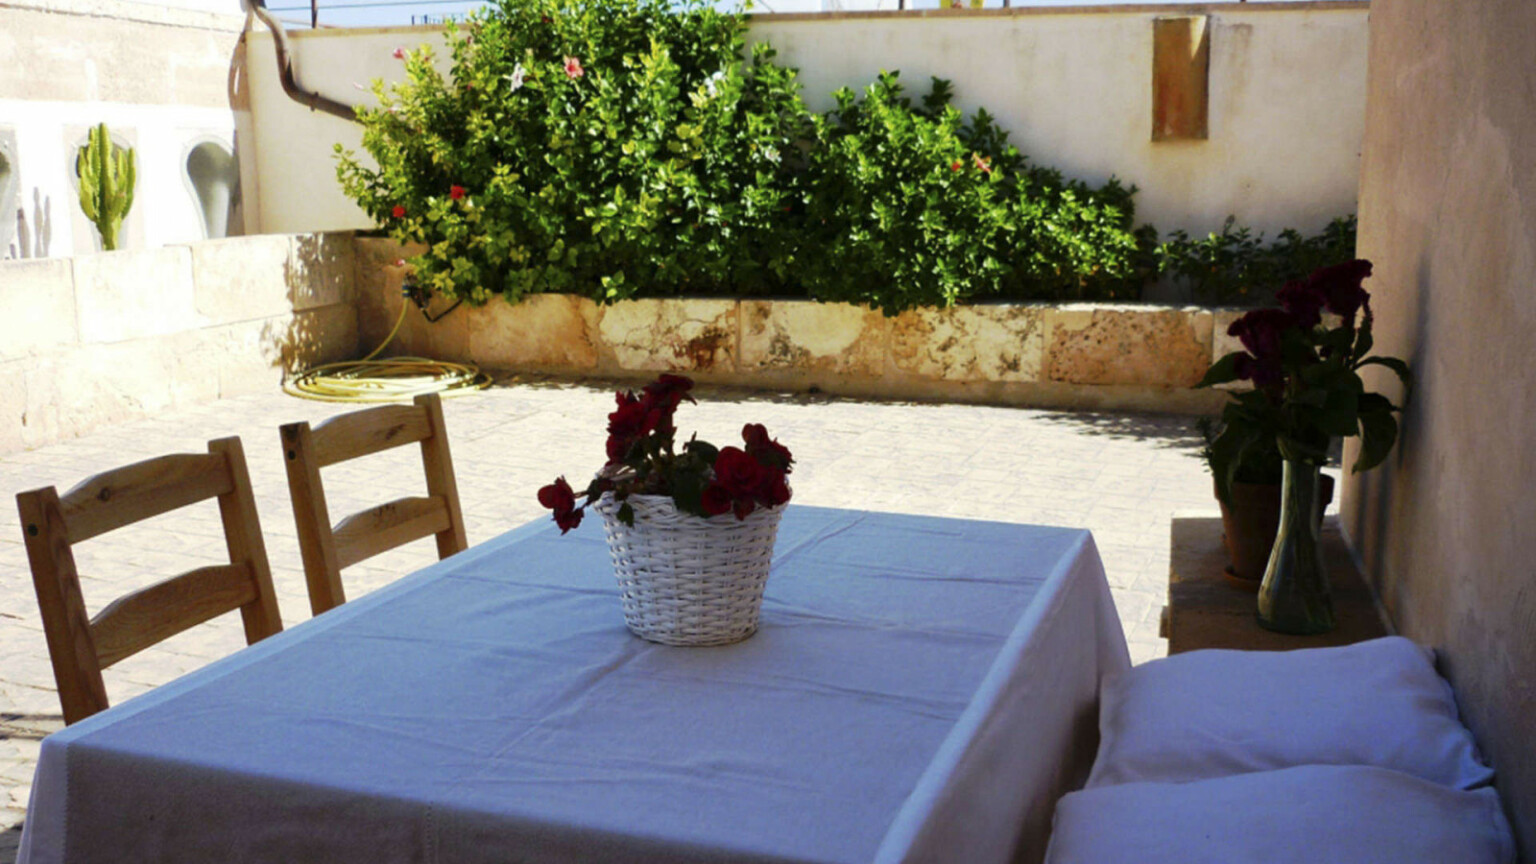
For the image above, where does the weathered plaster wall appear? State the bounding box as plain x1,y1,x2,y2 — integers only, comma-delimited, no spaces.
354,237,1229,415
245,2,1365,240
1343,0,1536,854
0,234,358,453
0,0,251,258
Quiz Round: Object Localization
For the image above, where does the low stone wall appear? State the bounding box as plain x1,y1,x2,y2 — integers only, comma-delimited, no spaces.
0,234,358,453
357,237,1237,414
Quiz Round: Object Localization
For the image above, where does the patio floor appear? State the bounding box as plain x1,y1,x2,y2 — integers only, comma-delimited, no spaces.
0,378,1225,858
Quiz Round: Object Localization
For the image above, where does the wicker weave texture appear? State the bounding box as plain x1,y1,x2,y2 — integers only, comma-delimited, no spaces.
594,494,784,646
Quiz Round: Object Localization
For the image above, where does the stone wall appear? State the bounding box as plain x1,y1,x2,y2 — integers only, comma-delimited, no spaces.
0,234,358,453
1343,0,1536,854
355,238,1230,415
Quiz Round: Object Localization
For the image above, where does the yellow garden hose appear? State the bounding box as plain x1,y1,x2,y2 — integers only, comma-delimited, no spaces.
283,301,491,403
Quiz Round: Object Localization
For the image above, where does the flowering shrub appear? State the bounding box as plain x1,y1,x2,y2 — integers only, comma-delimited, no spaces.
538,375,793,533
1198,260,1411,503
337,0,811,305
336,0,1355,313
798,74,1155,313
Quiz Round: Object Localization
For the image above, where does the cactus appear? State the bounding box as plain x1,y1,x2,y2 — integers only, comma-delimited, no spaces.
75,123,135,251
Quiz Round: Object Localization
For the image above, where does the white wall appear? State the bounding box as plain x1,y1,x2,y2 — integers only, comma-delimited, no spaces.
245,2,1367,239
0,0,248,258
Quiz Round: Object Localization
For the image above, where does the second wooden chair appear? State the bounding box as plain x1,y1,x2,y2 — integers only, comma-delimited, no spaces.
280,393,467,615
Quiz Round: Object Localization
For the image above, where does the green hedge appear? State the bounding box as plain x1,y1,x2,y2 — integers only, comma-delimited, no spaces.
337,0,1350,314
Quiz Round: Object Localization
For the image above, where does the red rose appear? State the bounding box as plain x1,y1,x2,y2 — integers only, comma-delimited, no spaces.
449,185,467,200
537,476,583,534
764,473,790,507
391,205,406,219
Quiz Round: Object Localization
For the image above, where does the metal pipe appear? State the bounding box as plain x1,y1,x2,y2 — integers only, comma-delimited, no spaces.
245,0,358,123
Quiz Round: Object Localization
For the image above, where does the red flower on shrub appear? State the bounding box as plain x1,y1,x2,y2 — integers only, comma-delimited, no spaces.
950,159,963,172
563,56,584,79
392,47,405,60
537,476,583,534
449,185,467,200
391,205,407,219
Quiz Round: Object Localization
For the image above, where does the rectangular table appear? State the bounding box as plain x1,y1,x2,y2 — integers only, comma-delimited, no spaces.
20,506,1129,864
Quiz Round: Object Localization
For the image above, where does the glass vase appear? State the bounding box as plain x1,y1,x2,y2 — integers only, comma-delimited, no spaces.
1256,457,1335,634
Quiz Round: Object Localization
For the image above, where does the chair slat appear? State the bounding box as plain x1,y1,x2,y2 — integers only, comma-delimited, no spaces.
283,393,467,615
91,564,259,669
60,452,233,544
309,404,432,468
333,496,451,570
17,438,284,725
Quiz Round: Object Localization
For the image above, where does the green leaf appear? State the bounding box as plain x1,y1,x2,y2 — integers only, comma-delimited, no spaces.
1197,351,1246,389
1353,402,1399,473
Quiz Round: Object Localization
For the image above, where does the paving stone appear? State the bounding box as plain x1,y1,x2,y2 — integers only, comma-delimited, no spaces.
0,380,1222,863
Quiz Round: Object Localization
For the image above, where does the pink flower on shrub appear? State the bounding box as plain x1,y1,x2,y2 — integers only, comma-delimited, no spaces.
392,47,406,60
973,153,992,174
563,56,584,79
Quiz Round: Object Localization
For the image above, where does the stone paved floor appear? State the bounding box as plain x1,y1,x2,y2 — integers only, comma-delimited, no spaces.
0,378,1227,860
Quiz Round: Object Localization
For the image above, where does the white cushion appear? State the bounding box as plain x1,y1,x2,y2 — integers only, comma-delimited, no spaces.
1046,764,1515,864
1088,636,1493,789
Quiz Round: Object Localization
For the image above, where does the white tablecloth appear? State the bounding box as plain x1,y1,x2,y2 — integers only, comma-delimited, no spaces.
20,506,1129,864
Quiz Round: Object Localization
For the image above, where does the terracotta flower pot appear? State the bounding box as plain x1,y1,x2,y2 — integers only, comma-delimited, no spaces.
1217,474,1335,591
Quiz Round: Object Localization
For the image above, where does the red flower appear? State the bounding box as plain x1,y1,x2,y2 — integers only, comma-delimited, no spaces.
449,185,467,200
713,447,765,496
1276,279,1326,329
391,205,406,219
563,56,584,79
606,391,660,464
742,423,793,474
701,482,733,517
642,374,695,416
537,476,583,534
392,47,405,60
1308,259,1373,327
950,159,963,172
973,153,992,175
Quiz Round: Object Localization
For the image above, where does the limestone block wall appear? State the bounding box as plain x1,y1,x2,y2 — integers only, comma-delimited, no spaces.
0,234,358,453
355,238,1229,415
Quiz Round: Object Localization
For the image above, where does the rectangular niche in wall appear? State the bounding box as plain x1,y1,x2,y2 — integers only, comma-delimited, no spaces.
1152,16,1210,141
184,137,242,240
0,129,19,257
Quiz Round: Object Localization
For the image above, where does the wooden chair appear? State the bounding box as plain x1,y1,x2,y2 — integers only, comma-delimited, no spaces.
280,393,467,616
16,437,284,725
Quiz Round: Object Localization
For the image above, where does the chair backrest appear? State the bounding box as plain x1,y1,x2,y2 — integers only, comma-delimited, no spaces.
280,392,467,616
16,437,284,725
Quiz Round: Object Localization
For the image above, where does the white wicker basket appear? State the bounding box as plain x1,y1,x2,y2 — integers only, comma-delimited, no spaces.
592,492,785,646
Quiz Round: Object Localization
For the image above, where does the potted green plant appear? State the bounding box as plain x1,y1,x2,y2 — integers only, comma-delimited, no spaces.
1198,260,1409,634
1198,417,1335,591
